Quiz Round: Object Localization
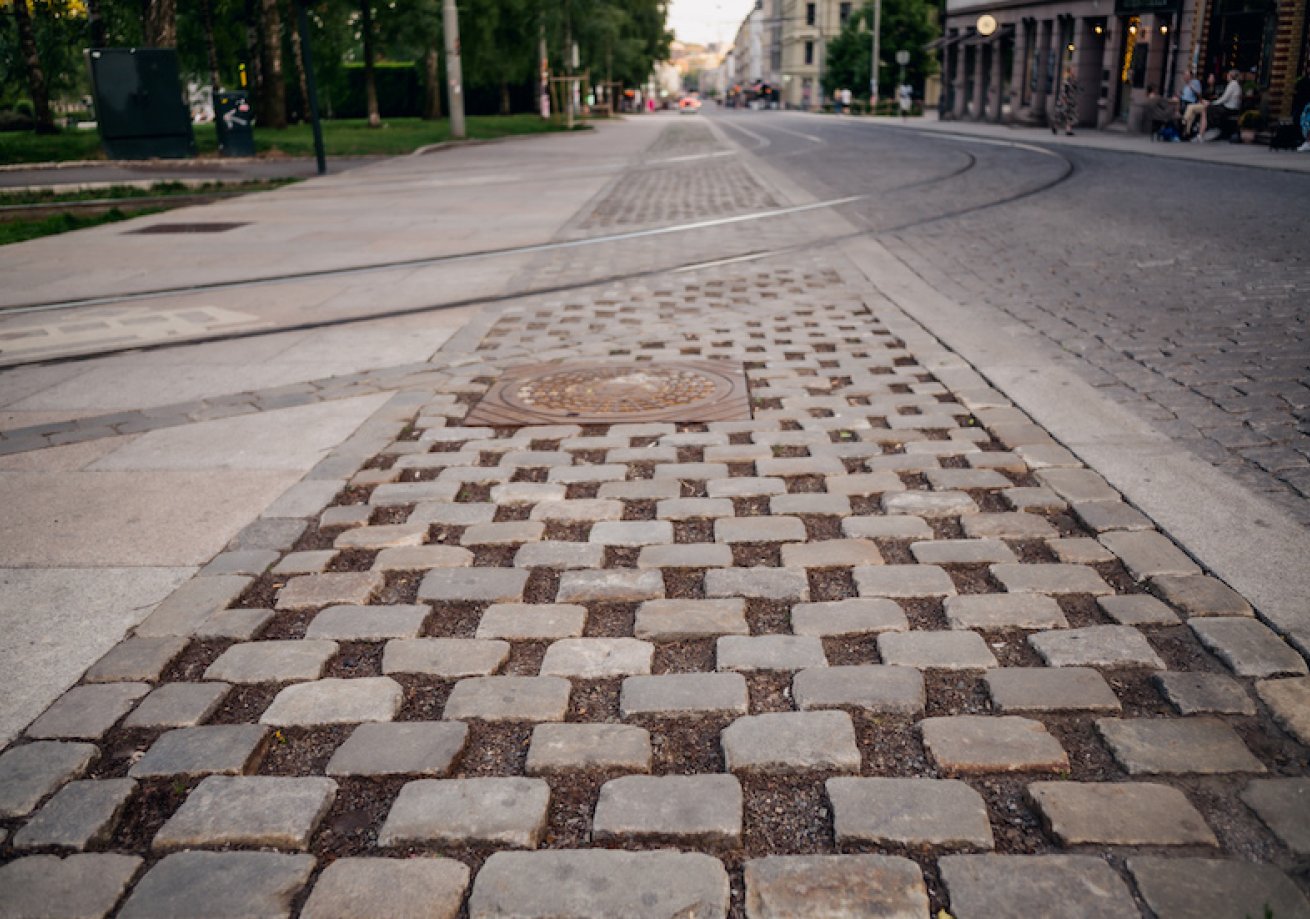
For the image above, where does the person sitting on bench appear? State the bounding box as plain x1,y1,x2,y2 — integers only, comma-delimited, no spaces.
1147,86,1180,139
1198,70,1242,141
1179,69,1206,138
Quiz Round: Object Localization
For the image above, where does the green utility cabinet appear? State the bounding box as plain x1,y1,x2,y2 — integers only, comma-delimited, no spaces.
87,48,196,159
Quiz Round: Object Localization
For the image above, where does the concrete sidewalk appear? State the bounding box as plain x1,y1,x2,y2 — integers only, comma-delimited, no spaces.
0,113,1307,918
0,117,667,744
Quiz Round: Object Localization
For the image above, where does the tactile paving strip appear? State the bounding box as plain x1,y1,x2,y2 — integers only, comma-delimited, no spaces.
464,361,752,426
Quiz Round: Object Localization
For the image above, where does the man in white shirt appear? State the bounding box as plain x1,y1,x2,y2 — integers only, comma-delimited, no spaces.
1198,70,1242,140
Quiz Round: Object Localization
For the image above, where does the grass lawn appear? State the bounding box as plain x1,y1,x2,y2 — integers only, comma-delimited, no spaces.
0,178,298,206
0,206,165,245
0,114,580,164
0,180,298,246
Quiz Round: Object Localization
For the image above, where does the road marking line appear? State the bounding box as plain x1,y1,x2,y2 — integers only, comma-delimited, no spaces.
672,251,773,273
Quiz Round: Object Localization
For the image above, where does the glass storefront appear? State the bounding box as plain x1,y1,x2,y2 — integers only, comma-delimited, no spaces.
1207,0,1277,85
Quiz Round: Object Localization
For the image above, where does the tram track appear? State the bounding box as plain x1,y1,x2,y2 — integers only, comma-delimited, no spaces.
0,120,1075,370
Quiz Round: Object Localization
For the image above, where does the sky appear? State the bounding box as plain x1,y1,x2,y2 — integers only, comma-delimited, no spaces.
667,0,759,48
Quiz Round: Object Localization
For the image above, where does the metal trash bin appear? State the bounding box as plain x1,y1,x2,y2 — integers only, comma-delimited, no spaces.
214,90,256,157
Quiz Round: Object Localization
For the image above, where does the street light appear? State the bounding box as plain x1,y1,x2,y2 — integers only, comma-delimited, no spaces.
443,0,466,139
295,0,326,174
869,0,882,102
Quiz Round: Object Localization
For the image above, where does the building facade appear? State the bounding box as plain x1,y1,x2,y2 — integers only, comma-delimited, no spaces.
731,5,768,85
778,0,861,107
939,0,1308,130
725,0,905,110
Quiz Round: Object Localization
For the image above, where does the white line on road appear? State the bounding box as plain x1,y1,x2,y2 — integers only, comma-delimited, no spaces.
767,124,825,144
649,150,736,164
714,120,772,149
672,251,773,273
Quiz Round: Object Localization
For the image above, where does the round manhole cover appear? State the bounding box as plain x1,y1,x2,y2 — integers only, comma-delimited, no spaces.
512,366,724,415
465,361,751,426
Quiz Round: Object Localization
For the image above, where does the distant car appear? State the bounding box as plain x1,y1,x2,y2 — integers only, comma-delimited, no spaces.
678,96,702,114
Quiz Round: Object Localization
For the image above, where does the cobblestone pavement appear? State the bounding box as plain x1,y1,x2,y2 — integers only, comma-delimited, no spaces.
570,122,775,235
3,123,1309,914
728,113,1310,526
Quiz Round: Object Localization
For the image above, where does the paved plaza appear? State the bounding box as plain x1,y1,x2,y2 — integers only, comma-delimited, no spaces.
0,113,1308,917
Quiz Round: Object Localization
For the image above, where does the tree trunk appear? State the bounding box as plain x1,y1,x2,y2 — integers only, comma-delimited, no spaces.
260,0,287,128
423,45,442,119
200,0,220,91
288,18,310,122
13,0,56,134
245,0,264,103
143,0,176,46
360,0,380,127
500,80,511,115
87,0,108,47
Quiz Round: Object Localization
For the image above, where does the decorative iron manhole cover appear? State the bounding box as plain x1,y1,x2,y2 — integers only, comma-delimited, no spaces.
128,222,249,234
465,361,751,426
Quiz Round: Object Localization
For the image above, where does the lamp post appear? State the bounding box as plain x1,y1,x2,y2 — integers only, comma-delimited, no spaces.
295,0,326,174
443,0,465,139
870,0,882,104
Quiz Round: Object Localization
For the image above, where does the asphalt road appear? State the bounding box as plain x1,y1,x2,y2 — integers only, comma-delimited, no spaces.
710,109,1310,526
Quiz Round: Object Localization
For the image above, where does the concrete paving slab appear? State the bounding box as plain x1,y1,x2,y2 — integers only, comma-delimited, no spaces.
89,395,390,471
9,363,336,413
0,567,193,746
0,435,136,471
0,470,300,565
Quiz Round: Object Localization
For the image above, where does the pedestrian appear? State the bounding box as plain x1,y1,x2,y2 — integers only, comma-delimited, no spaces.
1197,69,1241,141
1179,68,1207,138
841,87,853,115
1146,86,1180,140
834,88,844,115
898,83,913,119
1051,67,1079,135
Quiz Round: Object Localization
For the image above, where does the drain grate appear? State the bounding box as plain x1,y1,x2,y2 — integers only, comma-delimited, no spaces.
128,222,249,234
465,361,752,426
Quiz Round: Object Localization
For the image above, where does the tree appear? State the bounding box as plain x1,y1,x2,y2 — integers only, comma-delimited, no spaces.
824,0,937,100
371,0,441,118
288,16,310,119
422,41,441,118
144,0,176,46
260,0,287,126
0,0,671,124
244,0,265,102
199,0,220,90
359,0,378,125
10,0,54,131
87,0,107,47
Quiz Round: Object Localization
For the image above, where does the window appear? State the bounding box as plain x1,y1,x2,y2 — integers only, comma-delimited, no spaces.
840,2,852,24
806,3,816,26
805,40,814,64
